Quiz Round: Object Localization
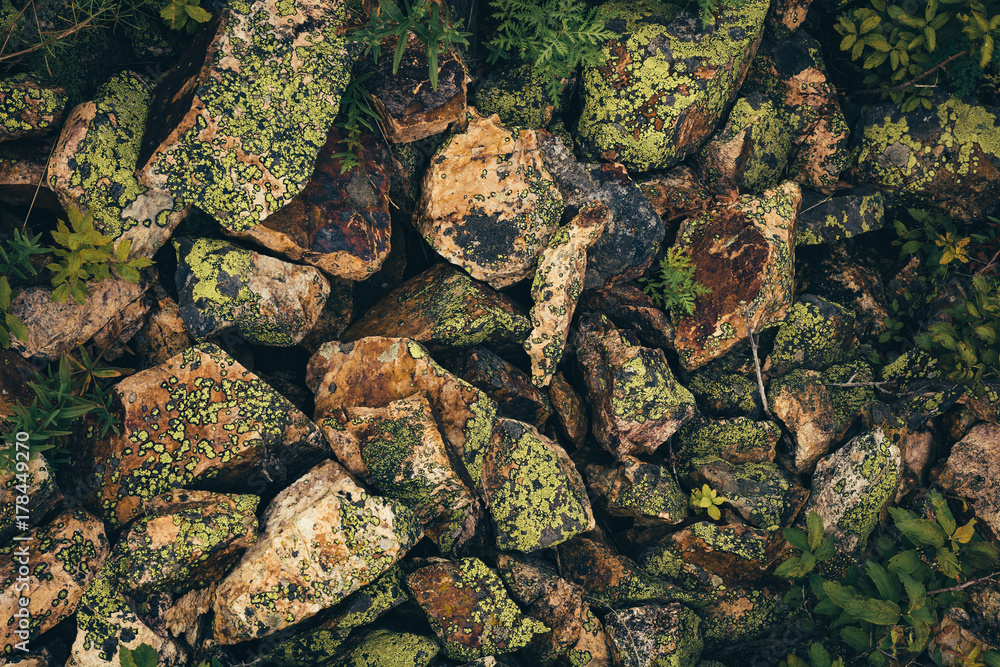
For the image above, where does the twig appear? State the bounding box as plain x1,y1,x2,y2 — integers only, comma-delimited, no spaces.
926,570,1000,596
0,14,101,64
745,306,770,418
849,50,969,99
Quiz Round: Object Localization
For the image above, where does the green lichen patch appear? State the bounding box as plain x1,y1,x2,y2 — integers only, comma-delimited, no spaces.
474,64,555,130
586,456,689,523
796,188,885,246
603,603,704,667
766,296,857,376
697,586,783,649
674,416,781,478
0,74,66,141
685,369,759,419
692,460,809,531
407,558,549,661
0,450,60,542
334,628,440,667
647,521,787,584
824,358,876,440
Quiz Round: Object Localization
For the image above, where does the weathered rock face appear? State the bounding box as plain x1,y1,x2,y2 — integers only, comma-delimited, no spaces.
603,603,704,667
443,346,552,428
796,188,885,246
0,75,66,142
212,460,422,644
558,537,684,609
645,521,786,584
0,509,108,656
935,423,1000,536
0,452,61,542
414,111,563,288
133,283,194,368
474,64,557,131
549,372,589,449
851,97,1000,221
574,315,697,459
768,369,837,474
342,262,530,349
575,0,769,172
674,416,781,478
174,238,330,346
691,460,809,531
225,128,393,281
337,628,441,667
672,181,800,371
48,71,188,261
407,558,548,661
766,295,858,376
87,344,329,529
136,0,352,226
636,166,712,223
684,370,760,419
586,456,689,524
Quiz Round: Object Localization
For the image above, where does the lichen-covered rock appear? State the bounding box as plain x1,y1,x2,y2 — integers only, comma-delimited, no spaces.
672,182,800,371
801,428,901,555
825,359,876,440
174,238,330,346
87,343,329,529
573,315,697,459
0,509,108,656
576,0,769,172
643,522,787,584
334,628,441,667
934,423,1000,537
579,285,677,354
684,370,760,419
850,97,1000,221
443,346,552,428
695,586,783,649
768,369,837,474
407,558,548,661
796,244,891,339
796,188,885,246
766,0,813,37
482,418,594,552
603,603,704,667
133,283,194,368
691,460,809,531
414,111,563,288
766,295,857,376
48,71,188,260
474,64,556,130
694,92,792,195
636,166,713,223
0,75,66,142
113,490,258,595
0,137,61,209
137,0,352,225
586,456,689,524
526,201,609,387
549,371,589,449
213,460,421,644
0,452,61,542
562,608,612,667
673,416,781,478
341,263,530,349
226,128,392,280
10,278,149,363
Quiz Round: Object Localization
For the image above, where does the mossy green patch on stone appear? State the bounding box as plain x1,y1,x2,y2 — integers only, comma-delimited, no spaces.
674,416,780,477
685,370,759,418
334,628,439,667
767,296,856,375
694,460,807,531
698,586,782,648
604,603,704,667
0,74,66,139
824,358,875,438
475,64,554,130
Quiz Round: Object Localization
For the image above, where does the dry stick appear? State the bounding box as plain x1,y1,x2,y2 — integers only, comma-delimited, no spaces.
745,307,771,417
925,570,1000,596
0,15,100,64
22,133,60,232
850,49,970,99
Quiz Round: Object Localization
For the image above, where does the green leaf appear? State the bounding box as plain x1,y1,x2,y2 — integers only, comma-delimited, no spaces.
962,540,1000,569
936,547,962,579
809,642,833,667
866,561,900,602
864,50,889,68
895,517,947,547
853,38,866,59
840,626,871,651
184,4,212,22
822,581,901,625
0,276,10,309
119,646,138,667
924,25,936,50
896,570,926,614
930,490,956,536
807,511,824,551
901,240,922,254
815,536,836,561
117,264,140,284
6,313,28,343
784,527,810,552
842,33,857,50
860,15,881,32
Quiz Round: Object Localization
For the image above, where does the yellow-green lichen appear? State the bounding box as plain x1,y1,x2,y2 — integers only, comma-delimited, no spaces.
338,628,440,667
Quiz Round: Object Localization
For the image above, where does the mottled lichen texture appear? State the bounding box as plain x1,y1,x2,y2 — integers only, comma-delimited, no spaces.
475,64,555,130
338,628,441,667
0,450,61,542
936,423,1000,537
0,74,66,141
586,455,689,523
603,603,704,667
575,0,769,172
796,188,885,246
137,0,351,226
415,110,564,288
48,71,188,259
212,460,422,644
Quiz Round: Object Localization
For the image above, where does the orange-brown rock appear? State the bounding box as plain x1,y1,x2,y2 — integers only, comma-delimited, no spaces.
934,423,1000,537
768,369,837,474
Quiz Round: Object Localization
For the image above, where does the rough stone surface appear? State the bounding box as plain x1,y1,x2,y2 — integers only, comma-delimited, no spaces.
765,295,857,375
768,369,837,474
636,166,712,223
174,237,330,346
796,188,885,246
414,111,563,288
603,603,704,667
692,460,809,531
645,521,787,584
213,460,421,644
133,283,194,368
674,416,781,478
0,452,61,542
443,346,552,428
137,0,352,225
0,75,66,142
549,371,589,449
336,628,441,667
935,423,1000,537
684,370,759,419
586,456,689,524
474,64,556,131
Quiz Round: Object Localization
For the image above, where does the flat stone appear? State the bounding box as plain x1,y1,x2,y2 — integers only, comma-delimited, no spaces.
603,603,704,667
586,456,689,524
0,75,66,142
935,423,1000,537
578,283,675,351
212,460,421,644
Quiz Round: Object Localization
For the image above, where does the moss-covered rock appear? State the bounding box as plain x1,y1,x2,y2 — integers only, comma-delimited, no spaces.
692,460,809,531
674,416,781,478
333,628,440,667
0,75,66,142
443,346,552,428
475,64,556,130
586,456,689,524
641,521,787,584
684,370,760,419
796,188,885,246
603,603,704,667
766,296,857,376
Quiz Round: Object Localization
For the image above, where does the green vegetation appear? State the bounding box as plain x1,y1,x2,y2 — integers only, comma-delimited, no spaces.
0,230,47,349
776,492,1000,666
689,483,729,520
159,0,212,33
330,73,380,174
640,246,713,317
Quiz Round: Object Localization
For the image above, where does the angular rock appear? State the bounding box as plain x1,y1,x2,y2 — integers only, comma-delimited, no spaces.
0,452,61,542
407,558,548,661
825,359,876,440
48,71,188,260
928,609,999,667
562,608,612,667
576,0,769,172
443,346,552,428
768,369,837,474
674,416,781,478
684,370,760,419
549,371,588,449
213,460,421,643
586,456,689,524
414,111,563,288
137,0,352,225
227,128,393,281
636,166,712,223
898,429,938,500
672,182,800,371
87,343,329,529
474,64,557,131
299,275,355,354
0,137,62,209
692,460,809,531
796,188,885,246
174,238,330,346
851,97,1000,221
692,586,782,649
766,0,813,36
796,244,891,339
482,418,594,552
574,315,696,459
526,201,609,387
578,283,676,352
0,509,108,655
935,423,1000,537
643,522,787,584
0,75,66,142
114,490,259,595
335,628,440,667
765,295,857,376
342,263,530,349
603,603,704,667
133,283,194,368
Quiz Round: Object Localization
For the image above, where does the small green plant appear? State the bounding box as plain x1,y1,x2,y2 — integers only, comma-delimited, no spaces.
0,277,28,350
776,492,1000,666
691,0,747,26
640,246,712,317
47,205,153,305
352,0,471,92
0,230,48,349
331,73,381,174
486,0,616,105
689,483,729,520
159,0,212,33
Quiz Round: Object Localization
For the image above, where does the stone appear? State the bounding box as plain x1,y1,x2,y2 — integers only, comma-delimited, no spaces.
0,137,62,210
212,460,421,644
573,315,697,459
481,418,594,552
673,416,781,479
796,188,885,246
576,0,769,172
586,456,689,524
850,97,1000,221
136,0,352,225
796,244,891,339
474,64,556,130
133,281,194,368
299,276,355,354
0,509,108,656
341,263,530,349
0,452,61,543
636,166,713,223
226,125,393,281
0,75,66,142
603,603,704,667
442,346,552,428
47,71,189,261
684,370,760,419
10,278,149,363
549,372,589,449
113,490,259,595
694,92,793,195
768,369,837,474
334,628,441,667
579,283,676,352
766,0,813,36
691,460,809,531
897,429,938,500
927,609,998,667
414,111,563,288
561,608,612,667
174,238,330,346
934,423,1000,537
85,344,329,529
672,182,800,371
643,522,787,584
526,201,609,387
695,586,782,649
407,558,548,661
362,33,468,143
825,359,876,440
765,295,858,376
